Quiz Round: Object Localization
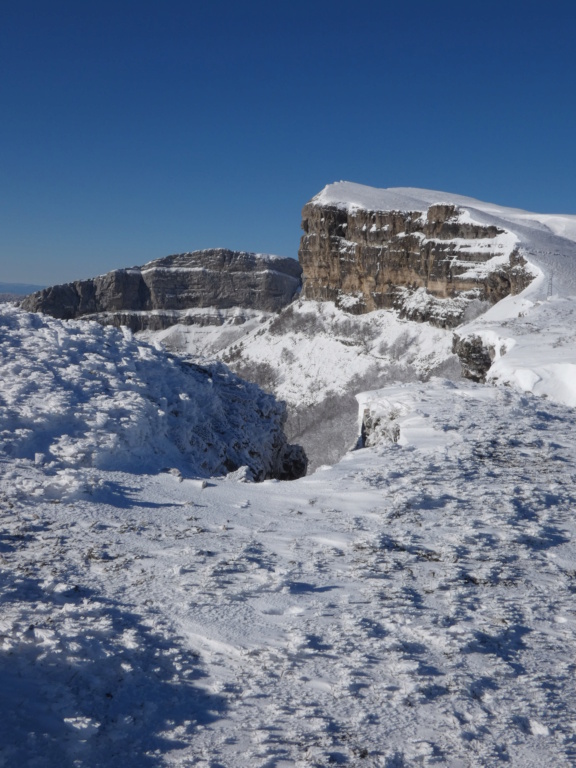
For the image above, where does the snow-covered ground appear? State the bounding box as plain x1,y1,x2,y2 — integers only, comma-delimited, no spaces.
2,375,576,766
3,183,576,766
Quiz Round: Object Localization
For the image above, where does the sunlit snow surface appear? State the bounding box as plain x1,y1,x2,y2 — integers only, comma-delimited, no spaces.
3,182,576,766
0,308,291,482
2,377,576,766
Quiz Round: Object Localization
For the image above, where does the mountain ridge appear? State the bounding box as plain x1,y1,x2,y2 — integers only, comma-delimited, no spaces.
15,182,576,469
20,249,302,331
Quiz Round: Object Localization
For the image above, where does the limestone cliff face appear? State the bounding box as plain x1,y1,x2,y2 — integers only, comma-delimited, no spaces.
21,250,302,331
299,191,533,327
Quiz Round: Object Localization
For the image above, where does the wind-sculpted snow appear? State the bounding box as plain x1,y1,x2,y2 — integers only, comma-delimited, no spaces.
1,378,576,765
0,306,302,483
455,293,576,407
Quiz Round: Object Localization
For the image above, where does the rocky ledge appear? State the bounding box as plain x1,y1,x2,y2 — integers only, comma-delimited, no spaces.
21,249,303,331
299,182,534,327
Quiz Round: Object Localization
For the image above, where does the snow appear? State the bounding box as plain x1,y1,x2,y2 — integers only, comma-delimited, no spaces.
455,285,576,409
483,297,576,407
140,307,273,358
159,299,455,410
0,307,291,482
2,371,576,766
314,181,576,238
4,182,576,766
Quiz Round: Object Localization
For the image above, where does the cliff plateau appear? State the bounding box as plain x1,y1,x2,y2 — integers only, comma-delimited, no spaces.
20,249,303,332
299,182,535,327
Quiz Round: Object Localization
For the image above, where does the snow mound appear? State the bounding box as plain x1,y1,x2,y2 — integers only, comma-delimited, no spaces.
0,307,295,482
357,379,496,451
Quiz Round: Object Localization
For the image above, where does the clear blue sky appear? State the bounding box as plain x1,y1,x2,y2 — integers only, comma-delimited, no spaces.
1,0,575,284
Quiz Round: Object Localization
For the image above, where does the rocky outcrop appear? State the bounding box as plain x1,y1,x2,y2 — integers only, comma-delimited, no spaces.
299,187,534,327
21,250,302,330
452,331,514,383
452,334,496,382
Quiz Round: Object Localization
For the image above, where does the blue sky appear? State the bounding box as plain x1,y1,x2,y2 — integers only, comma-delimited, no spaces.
1,0,575,284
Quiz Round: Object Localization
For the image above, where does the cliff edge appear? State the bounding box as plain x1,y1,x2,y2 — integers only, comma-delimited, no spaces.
21,249,303,332
299,181,534,327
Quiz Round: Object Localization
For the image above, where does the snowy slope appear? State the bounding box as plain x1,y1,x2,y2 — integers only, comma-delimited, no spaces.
0,306,298,483
1,378,576,766
3,185,576,766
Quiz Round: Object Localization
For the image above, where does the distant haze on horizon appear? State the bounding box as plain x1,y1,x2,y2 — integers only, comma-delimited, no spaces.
1,0,575,286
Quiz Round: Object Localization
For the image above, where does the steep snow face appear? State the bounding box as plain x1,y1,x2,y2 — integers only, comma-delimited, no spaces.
0,307,304,483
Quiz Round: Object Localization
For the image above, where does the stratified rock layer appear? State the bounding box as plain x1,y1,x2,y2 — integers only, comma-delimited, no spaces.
21,250,302,330
299,189,534,327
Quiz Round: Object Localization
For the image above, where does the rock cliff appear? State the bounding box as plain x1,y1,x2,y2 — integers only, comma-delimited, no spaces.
299,182,534,327
21,249,302,331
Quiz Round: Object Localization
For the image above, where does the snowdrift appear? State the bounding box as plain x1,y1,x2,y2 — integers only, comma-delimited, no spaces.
0,307,305,482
